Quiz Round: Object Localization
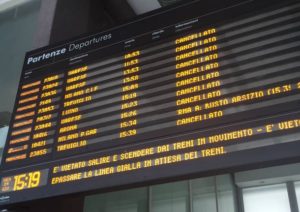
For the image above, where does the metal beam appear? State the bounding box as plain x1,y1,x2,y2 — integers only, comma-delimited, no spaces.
287,182,299,212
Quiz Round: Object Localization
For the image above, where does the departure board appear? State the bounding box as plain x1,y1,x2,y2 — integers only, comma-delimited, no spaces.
1,0,300,206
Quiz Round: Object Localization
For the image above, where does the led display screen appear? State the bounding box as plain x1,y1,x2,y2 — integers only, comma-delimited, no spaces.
1,0,300,206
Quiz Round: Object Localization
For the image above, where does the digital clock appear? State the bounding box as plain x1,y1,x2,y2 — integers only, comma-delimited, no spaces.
13,171,40,191
0,169,49,193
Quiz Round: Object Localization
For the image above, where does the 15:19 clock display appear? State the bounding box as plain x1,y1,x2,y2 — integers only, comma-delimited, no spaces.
1,170,48,192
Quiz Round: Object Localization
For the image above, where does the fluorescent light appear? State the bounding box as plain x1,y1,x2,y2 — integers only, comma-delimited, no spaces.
0,0,30,12
127,0,161,15
0,0,11,4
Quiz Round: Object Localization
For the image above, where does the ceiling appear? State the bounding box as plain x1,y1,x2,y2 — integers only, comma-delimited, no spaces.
50,0,192,43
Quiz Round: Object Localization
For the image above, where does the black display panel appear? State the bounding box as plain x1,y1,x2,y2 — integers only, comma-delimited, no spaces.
1,0,300,206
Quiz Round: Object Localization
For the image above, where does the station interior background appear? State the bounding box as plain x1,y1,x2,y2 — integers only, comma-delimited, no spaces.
0,0,300,211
